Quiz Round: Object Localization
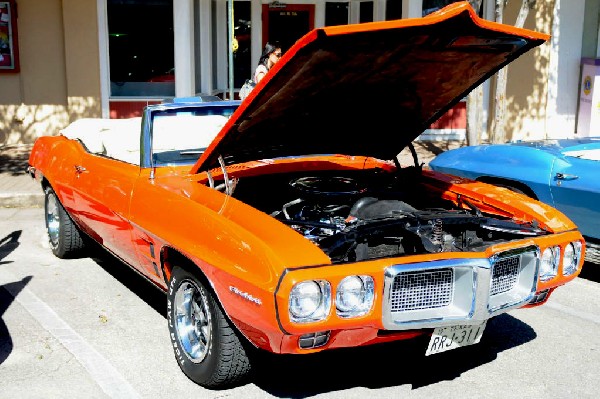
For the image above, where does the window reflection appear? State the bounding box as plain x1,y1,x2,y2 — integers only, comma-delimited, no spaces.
108,0,175,97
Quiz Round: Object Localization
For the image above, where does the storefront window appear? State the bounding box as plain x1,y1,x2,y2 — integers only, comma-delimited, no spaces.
359,2,374,23
325,2,349,27
108,0,174,97
386,0,402,20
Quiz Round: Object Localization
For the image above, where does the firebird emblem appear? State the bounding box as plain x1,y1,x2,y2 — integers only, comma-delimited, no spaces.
229,286,262,305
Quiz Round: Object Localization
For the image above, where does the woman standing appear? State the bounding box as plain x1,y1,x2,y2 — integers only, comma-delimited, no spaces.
253,42,282,84
240,42,282,101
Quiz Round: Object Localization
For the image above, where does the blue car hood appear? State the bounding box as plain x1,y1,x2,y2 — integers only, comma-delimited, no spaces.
509,138,600,155
192,2,548,173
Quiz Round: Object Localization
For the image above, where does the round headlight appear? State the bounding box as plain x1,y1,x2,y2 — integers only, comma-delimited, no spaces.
563,241,582,276
289,280,331,323
336,276,364,312
336,275,374,318
290,281,321,318
540,246,560,281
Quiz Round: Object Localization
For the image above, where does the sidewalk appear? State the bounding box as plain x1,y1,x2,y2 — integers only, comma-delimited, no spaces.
0,144,44,208
0,140,465,208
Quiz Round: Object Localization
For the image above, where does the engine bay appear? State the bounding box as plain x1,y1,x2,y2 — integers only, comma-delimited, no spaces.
230,167,548,264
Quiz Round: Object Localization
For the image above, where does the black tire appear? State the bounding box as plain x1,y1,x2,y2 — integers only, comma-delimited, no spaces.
44,186,85,258
167,266,251,388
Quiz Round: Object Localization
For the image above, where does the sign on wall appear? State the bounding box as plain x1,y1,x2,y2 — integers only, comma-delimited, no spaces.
0,0,19,72
577,58,600,137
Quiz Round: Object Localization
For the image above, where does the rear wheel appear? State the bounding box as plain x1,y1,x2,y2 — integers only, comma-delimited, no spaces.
167,266,251,388
44,186,85,258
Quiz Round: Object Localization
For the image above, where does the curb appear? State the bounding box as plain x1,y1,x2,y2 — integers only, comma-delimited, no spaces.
0,193,44,208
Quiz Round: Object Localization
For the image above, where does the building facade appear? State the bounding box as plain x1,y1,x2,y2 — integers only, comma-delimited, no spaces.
1,0,599,145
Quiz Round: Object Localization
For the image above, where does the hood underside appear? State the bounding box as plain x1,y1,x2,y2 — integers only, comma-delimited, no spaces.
192,2,548,173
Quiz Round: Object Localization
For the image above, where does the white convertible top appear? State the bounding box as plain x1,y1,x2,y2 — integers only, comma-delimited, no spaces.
59,114,228,165
60,118,142,164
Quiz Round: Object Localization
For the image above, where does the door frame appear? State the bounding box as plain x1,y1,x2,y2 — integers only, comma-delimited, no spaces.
261,3,315,48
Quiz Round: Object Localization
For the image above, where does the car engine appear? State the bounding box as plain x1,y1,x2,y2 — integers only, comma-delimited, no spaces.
263,174,548,263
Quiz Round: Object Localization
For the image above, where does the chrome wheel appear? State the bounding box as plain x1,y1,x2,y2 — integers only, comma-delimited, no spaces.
45,191,60,247
168,267,251,387
174,279,212,363
43,186,85,258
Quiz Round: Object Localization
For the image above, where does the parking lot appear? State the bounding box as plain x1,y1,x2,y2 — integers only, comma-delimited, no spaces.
1,206,600,398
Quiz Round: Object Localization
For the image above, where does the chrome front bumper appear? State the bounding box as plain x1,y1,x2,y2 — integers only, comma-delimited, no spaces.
382,245,539,330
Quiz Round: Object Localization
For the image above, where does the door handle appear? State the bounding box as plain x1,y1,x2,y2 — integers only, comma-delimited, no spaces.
555,172,578,180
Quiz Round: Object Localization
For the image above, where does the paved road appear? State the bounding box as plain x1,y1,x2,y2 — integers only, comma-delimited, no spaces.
1,207,599,398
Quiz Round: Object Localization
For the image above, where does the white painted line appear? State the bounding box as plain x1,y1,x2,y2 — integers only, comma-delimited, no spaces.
546,301,600,325
2,273,141,399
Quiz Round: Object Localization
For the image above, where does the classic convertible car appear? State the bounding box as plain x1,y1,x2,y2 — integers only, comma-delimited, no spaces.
429,138,600,264
28,2,585,389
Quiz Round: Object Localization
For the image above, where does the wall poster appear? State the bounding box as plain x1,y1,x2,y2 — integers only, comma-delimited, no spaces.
0,0,19,72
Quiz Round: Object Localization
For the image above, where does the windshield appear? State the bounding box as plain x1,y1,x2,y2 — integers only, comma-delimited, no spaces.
151,105,238,166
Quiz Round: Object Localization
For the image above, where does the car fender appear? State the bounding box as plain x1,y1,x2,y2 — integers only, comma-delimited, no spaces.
430,145,557,205
127,172,332,348
28,136,86,219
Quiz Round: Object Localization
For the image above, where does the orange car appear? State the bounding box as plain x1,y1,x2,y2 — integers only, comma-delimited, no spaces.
28,2,584,389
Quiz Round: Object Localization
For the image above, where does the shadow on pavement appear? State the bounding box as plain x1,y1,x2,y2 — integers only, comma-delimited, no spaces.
0,230,31,365
89,245,166,317
0,146,32,176
0,276,33,365
579,261,600,283
251,313,535,396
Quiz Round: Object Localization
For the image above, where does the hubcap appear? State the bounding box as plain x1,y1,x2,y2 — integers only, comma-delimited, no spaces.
174,280,212,363
46,193,60,247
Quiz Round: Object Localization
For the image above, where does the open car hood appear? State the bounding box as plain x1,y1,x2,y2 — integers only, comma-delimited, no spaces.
192,2,548,173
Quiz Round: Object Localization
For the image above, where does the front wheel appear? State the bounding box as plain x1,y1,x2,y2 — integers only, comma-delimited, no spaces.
167,266,251,388
44,186,85,258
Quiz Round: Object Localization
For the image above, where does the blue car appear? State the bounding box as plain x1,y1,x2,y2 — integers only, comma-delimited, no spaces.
429,138,600,263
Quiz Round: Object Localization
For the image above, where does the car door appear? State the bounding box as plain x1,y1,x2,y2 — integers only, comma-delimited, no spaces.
70,153,142,268
549,155,600,240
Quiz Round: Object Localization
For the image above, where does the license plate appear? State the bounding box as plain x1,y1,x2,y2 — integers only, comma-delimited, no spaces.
425,322,487,356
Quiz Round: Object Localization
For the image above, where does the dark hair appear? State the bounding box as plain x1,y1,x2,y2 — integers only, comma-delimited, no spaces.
258,42,281,67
